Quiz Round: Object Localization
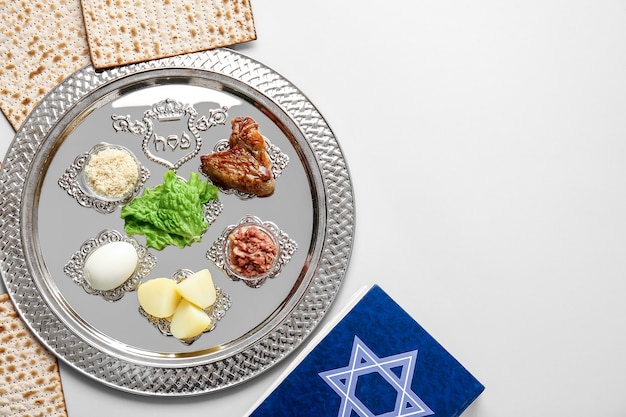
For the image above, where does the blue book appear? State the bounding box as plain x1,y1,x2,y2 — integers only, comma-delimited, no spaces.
247,285,484,417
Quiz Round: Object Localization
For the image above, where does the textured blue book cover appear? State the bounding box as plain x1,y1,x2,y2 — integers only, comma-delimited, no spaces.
248,285,484,417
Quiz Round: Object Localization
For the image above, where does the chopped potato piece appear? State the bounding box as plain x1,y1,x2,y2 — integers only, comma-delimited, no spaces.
176,269,216,309
138,278,181,318
169,299,214,340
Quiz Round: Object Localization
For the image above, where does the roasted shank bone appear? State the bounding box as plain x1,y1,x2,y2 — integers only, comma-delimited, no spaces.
200,117,275,197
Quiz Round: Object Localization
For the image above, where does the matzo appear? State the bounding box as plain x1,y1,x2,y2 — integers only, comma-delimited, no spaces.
81,0,257,69
0,0,91,130
0,293,68,417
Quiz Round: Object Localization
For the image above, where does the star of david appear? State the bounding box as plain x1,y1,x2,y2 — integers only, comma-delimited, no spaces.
319,336,434,417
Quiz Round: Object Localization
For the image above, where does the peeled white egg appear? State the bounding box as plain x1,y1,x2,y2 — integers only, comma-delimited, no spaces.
83,241,139,291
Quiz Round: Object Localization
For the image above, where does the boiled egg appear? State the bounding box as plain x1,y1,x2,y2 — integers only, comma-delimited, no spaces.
83,241,138,291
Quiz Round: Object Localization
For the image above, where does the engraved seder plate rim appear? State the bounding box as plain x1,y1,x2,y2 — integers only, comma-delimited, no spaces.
0,48,355,396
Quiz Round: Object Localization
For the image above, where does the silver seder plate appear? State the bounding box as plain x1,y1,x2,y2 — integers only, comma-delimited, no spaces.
0,49,355,396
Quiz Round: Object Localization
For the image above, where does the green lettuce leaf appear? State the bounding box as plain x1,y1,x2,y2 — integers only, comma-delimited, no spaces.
121,170,218,250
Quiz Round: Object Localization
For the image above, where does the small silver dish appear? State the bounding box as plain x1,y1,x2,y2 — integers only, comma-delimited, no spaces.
138,269,232,345
64,229,157,302
204,198,224,226
58,142,150,213
207,215,298,288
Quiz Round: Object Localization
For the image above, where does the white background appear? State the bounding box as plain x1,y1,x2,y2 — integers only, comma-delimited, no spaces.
2,1,626,416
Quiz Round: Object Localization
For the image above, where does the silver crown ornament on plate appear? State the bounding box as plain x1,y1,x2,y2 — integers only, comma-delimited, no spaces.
111,98,228,171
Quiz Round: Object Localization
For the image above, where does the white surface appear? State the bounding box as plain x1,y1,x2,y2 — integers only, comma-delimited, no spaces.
2,1,626,415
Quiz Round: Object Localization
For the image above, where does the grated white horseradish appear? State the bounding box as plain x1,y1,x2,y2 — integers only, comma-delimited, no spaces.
85,148,139,198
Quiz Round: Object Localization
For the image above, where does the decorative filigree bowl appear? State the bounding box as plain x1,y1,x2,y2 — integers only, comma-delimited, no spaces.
203,199,224,226
207,215,298,288
63,229,157,302
58,142,150,214
138,269,232,345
